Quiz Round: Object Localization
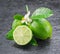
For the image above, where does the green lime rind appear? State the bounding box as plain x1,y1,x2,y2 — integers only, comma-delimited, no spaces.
31,7,53,19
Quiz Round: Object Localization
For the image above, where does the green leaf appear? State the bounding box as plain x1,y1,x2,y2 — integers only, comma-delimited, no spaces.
30,38,38,46
13,14,23,20
6,29,14,40
31,7,53,19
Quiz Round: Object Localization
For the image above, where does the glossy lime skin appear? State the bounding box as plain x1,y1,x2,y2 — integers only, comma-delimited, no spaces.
12,19,22,30
30,18,52,40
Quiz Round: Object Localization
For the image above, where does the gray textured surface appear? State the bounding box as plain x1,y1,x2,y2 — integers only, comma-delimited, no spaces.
0,0,60,54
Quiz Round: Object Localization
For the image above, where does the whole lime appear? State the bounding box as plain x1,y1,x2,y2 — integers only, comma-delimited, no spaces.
12,19,22,30
30,18,52,40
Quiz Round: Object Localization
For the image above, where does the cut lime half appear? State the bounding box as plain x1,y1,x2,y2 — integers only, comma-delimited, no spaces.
13,25,32,45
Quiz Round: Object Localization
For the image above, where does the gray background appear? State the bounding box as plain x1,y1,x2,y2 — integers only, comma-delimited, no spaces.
0,0,60,54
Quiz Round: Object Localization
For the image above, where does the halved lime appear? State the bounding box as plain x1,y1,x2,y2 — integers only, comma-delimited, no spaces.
13,25,32,45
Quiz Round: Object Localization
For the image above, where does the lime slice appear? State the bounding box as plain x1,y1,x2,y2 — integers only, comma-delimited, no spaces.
13,25,32,45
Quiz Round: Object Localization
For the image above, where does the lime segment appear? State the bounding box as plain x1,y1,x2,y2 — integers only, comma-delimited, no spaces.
13,25,32,45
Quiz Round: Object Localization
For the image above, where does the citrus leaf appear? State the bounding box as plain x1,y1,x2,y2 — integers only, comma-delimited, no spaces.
30,38,38,46
31,7,53,19
13,14,23,20
6,29,14,40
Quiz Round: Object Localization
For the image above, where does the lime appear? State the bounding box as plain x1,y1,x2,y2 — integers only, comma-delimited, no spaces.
13,25,32,45
30,18,52,40
12,19,22,29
